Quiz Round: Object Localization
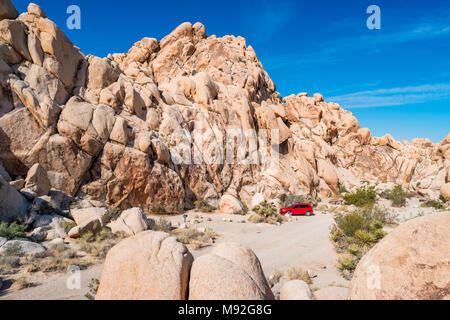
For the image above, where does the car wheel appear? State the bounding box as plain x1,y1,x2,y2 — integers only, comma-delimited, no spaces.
287,211,292,217
306,211,312,216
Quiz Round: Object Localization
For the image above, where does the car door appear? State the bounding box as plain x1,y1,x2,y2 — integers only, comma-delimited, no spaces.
292,205,301,215
298,205,307,215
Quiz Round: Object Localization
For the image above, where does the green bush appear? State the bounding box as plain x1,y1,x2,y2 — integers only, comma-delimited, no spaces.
337,257,356,271
251,202,283,225
355,230,375,245
333,210,371,238
373,229,387,240
252,201,277,218
390,185,409,207
0,222,27,239
331,205,394,278
339,185,348,194
421,199,445,209
343,187,377,207
151,218,172,233
85,278,100,300
347,244,360,256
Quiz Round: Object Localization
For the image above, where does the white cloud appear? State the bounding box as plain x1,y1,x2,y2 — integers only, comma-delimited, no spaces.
329,83,450,108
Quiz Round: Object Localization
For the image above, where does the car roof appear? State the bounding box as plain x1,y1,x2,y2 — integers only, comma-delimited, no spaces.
290,203,312,206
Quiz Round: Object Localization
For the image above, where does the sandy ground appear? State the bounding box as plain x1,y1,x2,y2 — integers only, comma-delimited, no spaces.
0,210,348,300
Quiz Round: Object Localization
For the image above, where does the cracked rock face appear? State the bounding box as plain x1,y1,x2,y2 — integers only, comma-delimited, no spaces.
0,0,448,215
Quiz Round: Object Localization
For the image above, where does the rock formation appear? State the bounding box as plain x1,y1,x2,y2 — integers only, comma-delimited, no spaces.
189,242,274,300
96,231,194,300
349,213,450,300
0,0,448,218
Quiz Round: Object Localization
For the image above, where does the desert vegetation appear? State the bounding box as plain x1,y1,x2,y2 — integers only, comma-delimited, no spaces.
249,202,285,225
342,187,377,207
330,205,397,279
151,218,218,251
0,227,125,279
378,184,410,207
0,221,27,239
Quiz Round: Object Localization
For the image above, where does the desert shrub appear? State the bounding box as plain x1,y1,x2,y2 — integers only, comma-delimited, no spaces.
354,230,375,245
390,185,409,207
347,244,360,256
251,202,283,225
420,199,443,209
331,205,393,279
373,229,387,240
151,218,172,233
39,200,63,216
343,187,377,207
252,202,277,218
101,208,122,225
248,214,265,223
76,228,125,260
370,206,398,225
0,256,21,269
440,195,447,203
171,228,217,250
0,222,27,239
337,257,357,271
339,185,348,194
286,267,312,284
194,198,216,213
85,278,100,300
11,276,32,290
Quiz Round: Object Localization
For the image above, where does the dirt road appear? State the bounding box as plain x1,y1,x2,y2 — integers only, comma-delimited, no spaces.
0,211,348,300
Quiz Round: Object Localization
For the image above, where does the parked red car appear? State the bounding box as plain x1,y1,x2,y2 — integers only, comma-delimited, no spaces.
280,203,314,216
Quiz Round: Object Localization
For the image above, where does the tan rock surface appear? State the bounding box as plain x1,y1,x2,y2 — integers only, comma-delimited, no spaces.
96,231,193,300
349,213,450,300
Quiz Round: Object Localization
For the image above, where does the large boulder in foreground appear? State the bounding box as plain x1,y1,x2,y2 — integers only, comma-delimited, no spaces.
96,231,193,300
189,242,274,300
0,175,29,222
349,213,450,300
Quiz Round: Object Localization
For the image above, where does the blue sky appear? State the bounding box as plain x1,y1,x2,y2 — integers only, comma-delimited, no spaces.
12,0,450,142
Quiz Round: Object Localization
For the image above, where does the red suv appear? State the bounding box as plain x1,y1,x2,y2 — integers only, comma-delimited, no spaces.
280,203,314,216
